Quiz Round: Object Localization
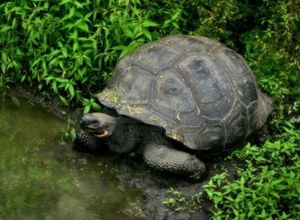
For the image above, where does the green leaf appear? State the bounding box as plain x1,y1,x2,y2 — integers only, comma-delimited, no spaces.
84,12,93,21
62,47,68,58
59,61,64,70
59,95,69,107
0,25,11,32
44,1,49,9
69,30,78,40
69,7,75,18
73,41,79,52
119,47,131,58
1,63,6,73
12,18,17,29
142,20,158,27
143,30,152,40
84,105,90,114
74,1,83,8
91,102,101,111
1,52,8,63
77,22,89,32
59,0,71,5
68,84,75,97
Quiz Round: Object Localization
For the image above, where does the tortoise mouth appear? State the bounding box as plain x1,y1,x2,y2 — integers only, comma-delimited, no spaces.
82,127,111,138
95,129,112,138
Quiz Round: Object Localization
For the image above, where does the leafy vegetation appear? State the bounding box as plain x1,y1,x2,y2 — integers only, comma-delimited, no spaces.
1,0,299,219
203,125,300,219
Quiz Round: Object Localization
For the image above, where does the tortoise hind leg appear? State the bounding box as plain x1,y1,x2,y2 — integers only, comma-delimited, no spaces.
143,143,206,179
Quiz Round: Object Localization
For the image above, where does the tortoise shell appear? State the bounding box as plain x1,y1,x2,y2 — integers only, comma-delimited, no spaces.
96,35,270,151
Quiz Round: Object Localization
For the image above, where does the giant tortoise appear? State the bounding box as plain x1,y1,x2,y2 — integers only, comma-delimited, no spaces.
74,35,273,179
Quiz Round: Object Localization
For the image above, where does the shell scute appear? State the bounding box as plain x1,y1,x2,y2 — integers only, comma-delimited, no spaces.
116,66,154,105
224,49,258,106
133,43,182,74
179,54,235,119
150,70,203,127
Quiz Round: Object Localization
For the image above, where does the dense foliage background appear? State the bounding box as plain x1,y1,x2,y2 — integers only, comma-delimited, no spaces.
0,0,299,219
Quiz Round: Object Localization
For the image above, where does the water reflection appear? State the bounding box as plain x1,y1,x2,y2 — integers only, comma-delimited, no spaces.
0,93,144,220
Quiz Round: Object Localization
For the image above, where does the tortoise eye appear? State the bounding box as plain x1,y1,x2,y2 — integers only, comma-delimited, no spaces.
164,78,182,95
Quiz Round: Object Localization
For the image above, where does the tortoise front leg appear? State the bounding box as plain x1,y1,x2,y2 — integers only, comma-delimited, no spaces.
73,130,108,154
143,142,206,179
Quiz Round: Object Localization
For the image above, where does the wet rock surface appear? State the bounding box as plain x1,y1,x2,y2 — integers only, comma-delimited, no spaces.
116,158,212,220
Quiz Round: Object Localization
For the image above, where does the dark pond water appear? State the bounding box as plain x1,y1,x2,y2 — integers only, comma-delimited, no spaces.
0,93,145,220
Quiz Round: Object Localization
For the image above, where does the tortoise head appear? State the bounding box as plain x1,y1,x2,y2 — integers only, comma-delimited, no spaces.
80,113,117,138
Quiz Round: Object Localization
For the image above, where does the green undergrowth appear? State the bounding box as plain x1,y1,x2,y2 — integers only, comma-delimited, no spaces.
203,125,300,219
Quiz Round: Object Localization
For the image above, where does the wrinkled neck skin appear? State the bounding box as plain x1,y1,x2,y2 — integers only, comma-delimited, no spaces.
107,115,166,154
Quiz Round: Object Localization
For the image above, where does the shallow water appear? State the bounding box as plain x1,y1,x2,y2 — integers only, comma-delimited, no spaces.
0,93,144,220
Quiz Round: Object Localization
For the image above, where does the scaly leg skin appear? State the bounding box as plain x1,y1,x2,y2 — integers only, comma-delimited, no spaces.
143,143,206,180
73,130,108,154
